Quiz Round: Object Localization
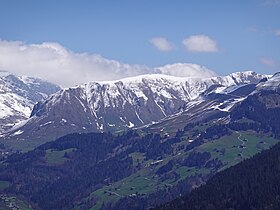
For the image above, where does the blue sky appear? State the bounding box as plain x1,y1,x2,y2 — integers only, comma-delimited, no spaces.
0,0,279,86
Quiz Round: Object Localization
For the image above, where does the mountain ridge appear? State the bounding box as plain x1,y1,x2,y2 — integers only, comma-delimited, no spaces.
2,71,267,150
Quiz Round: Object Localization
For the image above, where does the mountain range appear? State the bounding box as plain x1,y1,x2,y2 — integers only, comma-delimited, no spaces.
1,70,266,150
0,70,279,210
0,71,280,209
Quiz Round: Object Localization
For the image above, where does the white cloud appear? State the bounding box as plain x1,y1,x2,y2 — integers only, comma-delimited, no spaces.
0,39,218,87
0,40,154,87
260,57,275,67
157,63,217,78
182,35,219,52
275,29,280,36
149,37,174,52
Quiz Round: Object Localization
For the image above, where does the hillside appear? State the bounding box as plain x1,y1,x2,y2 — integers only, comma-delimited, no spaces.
0,128,277,210
158,138,280,210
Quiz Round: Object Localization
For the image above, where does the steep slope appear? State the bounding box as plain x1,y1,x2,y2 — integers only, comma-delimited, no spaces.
4,71,266,145
230,72,280,138
0,71,61,133
158,138,280,210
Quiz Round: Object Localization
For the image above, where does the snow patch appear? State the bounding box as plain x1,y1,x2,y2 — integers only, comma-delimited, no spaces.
120,117,125,123
211,97,246,112
40,121,54,127
151,159,163,165
61,118,67,123
11,130,24,136
135,111,144,124
127,122,134,128
96,122,103,130
8,119,29,132
155,101,166,116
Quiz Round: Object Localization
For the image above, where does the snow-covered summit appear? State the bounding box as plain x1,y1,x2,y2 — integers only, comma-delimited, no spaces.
0,71,60,133
77,71,266,103
34,70,267,114
229,71,270,84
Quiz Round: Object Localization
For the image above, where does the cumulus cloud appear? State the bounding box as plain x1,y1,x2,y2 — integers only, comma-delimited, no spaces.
260,57,276,67
149,37,174,52
157,63,217,78
0,40,154,87
0,39,218,87
182,35,219,52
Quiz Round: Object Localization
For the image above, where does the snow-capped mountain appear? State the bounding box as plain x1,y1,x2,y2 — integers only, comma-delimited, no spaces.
4,71,266,143
255,72,280,91
0,70,61,133
144,71,280,135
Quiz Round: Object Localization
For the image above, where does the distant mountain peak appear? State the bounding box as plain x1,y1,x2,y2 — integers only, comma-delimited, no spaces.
0,71,60,133
228,71,269,85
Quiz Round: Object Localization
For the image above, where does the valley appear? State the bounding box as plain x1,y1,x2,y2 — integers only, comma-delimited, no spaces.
0,118,278,209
